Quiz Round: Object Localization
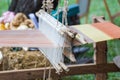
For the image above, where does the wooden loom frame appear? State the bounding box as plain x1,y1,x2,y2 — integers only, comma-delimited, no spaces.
0,17,120,80
76,0,120,23
103,0,120,23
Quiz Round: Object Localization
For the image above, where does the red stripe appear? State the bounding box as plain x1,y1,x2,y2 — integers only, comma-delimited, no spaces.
92,22,120,39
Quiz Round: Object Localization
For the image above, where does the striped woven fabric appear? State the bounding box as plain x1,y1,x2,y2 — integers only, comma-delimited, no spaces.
0,30,53,47
72,22,120,43
0,22,119,47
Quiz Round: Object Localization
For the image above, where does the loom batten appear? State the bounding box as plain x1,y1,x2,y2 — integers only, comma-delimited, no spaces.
37,10,68,73
38,10,65,46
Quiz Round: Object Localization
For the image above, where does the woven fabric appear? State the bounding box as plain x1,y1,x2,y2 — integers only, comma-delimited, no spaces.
72,22,120,43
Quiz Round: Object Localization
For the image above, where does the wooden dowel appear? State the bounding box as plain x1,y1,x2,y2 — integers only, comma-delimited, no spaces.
54,64,63,74
75,34,87,44
0,63,119,80
59,62,69,72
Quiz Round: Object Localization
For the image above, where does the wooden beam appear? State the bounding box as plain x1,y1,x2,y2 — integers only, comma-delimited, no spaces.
94,41,107,80
0,63,119,80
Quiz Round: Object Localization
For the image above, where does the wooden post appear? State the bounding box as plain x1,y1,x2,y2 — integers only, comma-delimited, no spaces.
93,16,107,80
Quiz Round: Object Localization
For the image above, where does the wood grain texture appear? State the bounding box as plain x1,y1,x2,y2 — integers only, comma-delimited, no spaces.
94,41,107,80
0,63,119,80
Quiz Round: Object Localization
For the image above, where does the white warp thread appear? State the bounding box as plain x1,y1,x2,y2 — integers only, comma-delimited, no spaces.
38,10,66,73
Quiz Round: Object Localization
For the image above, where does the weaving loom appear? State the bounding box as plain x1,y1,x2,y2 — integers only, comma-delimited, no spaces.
71,22,120,43
0,13,120,80
0,12,120,70
1,0,120,80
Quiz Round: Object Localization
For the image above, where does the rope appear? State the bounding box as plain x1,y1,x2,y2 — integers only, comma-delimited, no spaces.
62,0,69,26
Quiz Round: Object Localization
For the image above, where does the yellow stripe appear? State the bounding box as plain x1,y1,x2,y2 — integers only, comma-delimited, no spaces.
73,24,113,42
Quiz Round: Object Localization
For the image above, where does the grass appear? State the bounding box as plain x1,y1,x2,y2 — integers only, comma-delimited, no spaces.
0,0,10,16
88,0,120,26
0,0,120,80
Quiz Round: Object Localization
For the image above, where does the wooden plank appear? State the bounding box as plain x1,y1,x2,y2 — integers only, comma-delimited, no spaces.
0,63,119,80
0,30,54,47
